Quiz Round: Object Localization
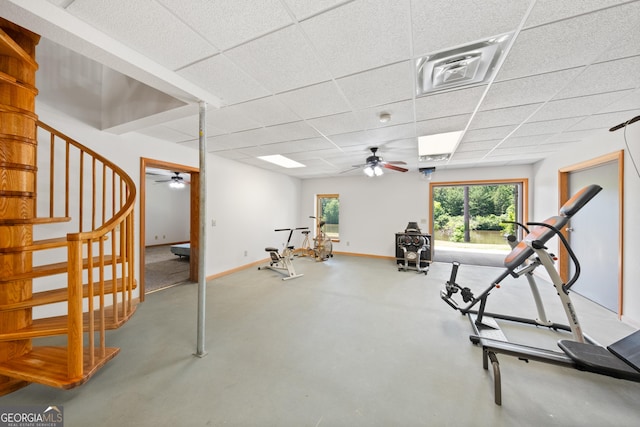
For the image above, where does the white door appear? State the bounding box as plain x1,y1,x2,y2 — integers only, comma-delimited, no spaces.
568,161,619,313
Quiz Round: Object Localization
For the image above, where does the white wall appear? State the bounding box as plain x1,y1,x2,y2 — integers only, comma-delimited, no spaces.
35,101,302,301
532,123,640,327
300,165,533,257
144,175,190,246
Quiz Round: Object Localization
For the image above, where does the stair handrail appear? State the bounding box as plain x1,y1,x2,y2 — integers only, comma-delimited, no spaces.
36,120,136,380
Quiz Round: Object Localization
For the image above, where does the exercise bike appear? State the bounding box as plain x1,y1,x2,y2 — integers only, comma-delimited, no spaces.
440,184,640,405
258,227,308,280
310,216,333,262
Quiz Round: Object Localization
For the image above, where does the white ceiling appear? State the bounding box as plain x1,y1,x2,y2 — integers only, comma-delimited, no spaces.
5,0,640,178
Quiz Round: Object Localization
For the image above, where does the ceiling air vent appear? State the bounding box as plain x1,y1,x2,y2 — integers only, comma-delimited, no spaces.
416,33,512,96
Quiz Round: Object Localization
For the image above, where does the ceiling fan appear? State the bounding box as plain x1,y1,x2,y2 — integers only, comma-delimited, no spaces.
350,147,408,176
155,171,188,188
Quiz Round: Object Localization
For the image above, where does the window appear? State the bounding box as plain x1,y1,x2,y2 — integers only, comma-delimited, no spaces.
316,194,340,241
430,180,527,250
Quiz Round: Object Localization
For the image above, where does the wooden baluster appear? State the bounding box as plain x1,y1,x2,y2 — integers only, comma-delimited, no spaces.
67,239,83,380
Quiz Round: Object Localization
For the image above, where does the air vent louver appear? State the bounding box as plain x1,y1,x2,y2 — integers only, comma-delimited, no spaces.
416,33,512,96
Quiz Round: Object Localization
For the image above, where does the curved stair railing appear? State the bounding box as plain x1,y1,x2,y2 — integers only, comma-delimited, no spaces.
0,122,137,392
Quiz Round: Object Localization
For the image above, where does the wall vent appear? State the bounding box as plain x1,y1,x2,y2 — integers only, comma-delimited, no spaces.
416,33,512,96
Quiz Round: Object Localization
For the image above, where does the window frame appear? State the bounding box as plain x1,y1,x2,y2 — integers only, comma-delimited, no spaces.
315,193,340,242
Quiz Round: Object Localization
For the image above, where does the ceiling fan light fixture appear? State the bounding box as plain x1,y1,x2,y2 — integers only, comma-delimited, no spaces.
364,165,384,177
169,180,185,189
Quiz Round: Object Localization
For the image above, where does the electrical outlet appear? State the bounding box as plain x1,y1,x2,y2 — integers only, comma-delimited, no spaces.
244,250,248,257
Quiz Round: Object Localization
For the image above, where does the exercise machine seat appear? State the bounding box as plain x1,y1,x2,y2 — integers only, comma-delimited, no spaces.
558,330,640,381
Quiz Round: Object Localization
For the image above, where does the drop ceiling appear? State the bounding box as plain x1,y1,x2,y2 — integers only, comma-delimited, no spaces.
3,0,640,179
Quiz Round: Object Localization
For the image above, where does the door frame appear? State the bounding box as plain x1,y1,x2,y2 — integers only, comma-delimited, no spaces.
139,158,200,301
558,150,624,316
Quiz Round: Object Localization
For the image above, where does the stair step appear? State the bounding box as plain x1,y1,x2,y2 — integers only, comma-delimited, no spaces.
0,254,122,283
0,301,138,342
0,216,71,225
0,26,39,69
0,237,67,254
0,235,108,254
0,278,137,311
0,346,120,390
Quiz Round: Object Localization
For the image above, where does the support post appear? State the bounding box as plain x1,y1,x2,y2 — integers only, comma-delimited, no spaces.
195,101,208,357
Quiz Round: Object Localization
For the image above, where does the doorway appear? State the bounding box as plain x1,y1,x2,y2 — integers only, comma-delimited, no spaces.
559,151,624,315
139,158,200,300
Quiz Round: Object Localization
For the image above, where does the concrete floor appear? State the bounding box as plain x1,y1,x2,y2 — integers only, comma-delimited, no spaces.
3,255,640,426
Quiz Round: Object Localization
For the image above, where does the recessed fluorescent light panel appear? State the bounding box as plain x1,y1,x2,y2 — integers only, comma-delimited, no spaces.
416,33,512,96
257,154,306,168
418,130,464,162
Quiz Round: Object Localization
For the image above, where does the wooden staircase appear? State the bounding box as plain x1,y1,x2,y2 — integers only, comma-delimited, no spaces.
0,19,138,395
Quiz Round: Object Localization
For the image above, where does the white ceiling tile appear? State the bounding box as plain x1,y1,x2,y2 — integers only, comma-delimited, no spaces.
301,0,411,77
501,135,550,148
457,140,502,152
568,111,639,132
226,25,332,93
282,0,350,20
543,130,597,144
525,0,630,28
178,54,270,105
596,22,640,62
364,122,417,146
462,126,516,143
206,107,261,133
276,81,350,119
470,104,542,129
307,112,366,136
66,0,217,70
530,90,634,122
261,137,336,154
415,115,471,136
488,68,582,109
163,116,225,138
327,130,373,148
411,0,530,56
512,117,581,137
336,61,413,110
158,0,292,50
499,2,640,81
355,99,415,130
452,149,492,160
597,89,640,113
264,121,321,142
415,86,486,121
228,96,300,127
554,56,640,100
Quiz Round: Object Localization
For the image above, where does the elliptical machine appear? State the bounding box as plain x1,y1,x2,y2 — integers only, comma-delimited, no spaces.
259,227,308,280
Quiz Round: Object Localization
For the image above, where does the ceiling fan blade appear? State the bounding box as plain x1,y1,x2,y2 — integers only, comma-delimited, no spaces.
383,163,408,172
385,160,407,165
